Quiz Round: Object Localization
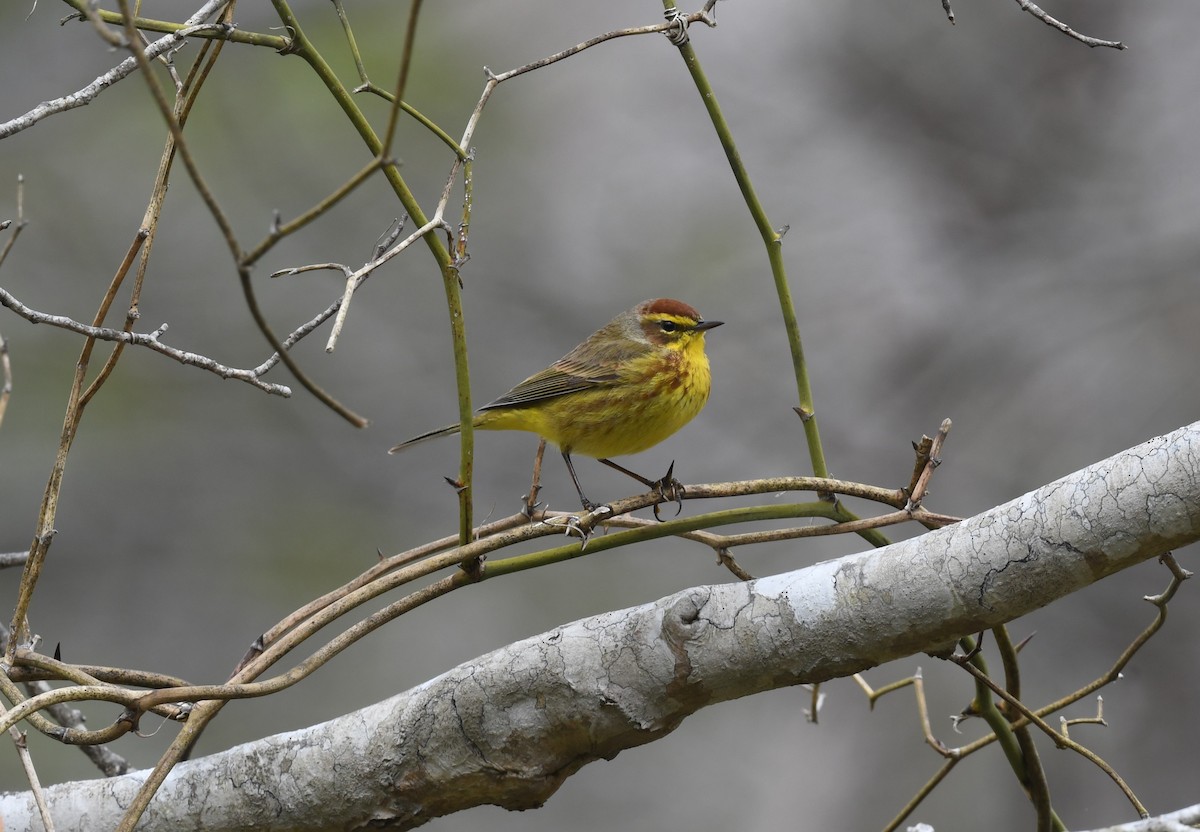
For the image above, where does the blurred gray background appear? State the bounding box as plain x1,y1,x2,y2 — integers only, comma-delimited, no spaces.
1,1,1198,829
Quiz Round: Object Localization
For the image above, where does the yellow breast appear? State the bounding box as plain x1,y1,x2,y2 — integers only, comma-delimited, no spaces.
482,336,712,459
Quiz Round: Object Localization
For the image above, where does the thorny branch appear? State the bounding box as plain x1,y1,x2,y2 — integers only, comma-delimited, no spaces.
2,467,942,742
867,554,1191,830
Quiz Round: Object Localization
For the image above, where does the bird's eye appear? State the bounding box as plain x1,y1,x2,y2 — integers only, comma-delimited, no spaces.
659,320,678,333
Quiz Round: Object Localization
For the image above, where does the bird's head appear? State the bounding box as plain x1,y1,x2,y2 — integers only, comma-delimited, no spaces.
635,298,723,350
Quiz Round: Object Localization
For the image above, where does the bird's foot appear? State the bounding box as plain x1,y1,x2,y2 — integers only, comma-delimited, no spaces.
650,461,685,522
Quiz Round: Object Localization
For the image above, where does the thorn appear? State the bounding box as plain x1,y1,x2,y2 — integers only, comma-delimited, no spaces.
443,476,468,494
562,515,592,548
520,497,546,521
793,405,814,423
1013,631,1037,653
461,555,485,581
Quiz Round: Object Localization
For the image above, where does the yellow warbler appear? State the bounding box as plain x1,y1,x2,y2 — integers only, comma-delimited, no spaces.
389,298,722,511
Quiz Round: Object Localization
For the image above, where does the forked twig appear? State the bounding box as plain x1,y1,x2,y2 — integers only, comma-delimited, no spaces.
0,287,290,396
951,654,1147,818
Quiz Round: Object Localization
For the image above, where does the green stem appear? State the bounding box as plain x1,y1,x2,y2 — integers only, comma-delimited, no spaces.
960,638,1027,779
958,637,1067,831
270,1,474,543
663,11,892,555
665,10,827,481
485,500,838,577
60,0,288,50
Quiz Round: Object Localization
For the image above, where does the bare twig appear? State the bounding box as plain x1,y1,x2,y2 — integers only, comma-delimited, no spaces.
0,176,27,272
0,177,25,432
110,0,365,426
7,726,54,832
1059,696,1106,740
0,2,233,139
9,473,925,747
0,331,11,432
0,287,290,396
0,552,28,569
1012,0,1126,49
243,157,386,268
951,654,1147,817
322,218,445,353
379,0,424,158
76,228,150,409
882,759,959,832
22,678,130,777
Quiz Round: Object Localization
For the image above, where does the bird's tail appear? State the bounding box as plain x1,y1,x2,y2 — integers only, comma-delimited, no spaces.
387,422,464,454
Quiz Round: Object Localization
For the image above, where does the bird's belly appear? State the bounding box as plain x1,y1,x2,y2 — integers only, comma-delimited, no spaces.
475,349,712,459
549,375,709,458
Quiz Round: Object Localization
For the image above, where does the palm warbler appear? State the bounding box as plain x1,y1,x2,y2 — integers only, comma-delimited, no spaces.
389,298,722,511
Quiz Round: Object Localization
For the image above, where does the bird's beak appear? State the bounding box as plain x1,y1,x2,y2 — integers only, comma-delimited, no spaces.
694,319,724,332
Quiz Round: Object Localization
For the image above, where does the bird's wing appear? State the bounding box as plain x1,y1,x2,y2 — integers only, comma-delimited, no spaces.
479,325,653,411
479,356,620,410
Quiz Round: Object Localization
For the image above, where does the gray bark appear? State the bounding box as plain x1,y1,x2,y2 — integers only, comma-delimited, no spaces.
3,422,1198,831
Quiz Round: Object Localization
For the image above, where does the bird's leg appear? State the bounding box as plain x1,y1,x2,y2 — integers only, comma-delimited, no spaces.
551,451,616,547
597,458,685,521
562,451,598,512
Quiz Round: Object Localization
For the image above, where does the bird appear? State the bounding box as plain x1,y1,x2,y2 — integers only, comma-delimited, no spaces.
389,298,722,514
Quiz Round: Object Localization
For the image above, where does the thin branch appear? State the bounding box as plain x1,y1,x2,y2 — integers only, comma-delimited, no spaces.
379,0,423,158
241,156,386,268
111,0,366,426
0,175,27,271
267,0,469,513
0,1,234,139
0,286,290,396
952,655,1147,818
0,331,10,432
21,678,130,777
322,217,446,353
1012,0,1126,49
660,3,827,484
882,758,959,832
48,477,923,742
57,0,285,50
487,11,715,85
7,726,54,832
82,11,232,411
76,228,150,409
953,555,1191,766
906,418,952,509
